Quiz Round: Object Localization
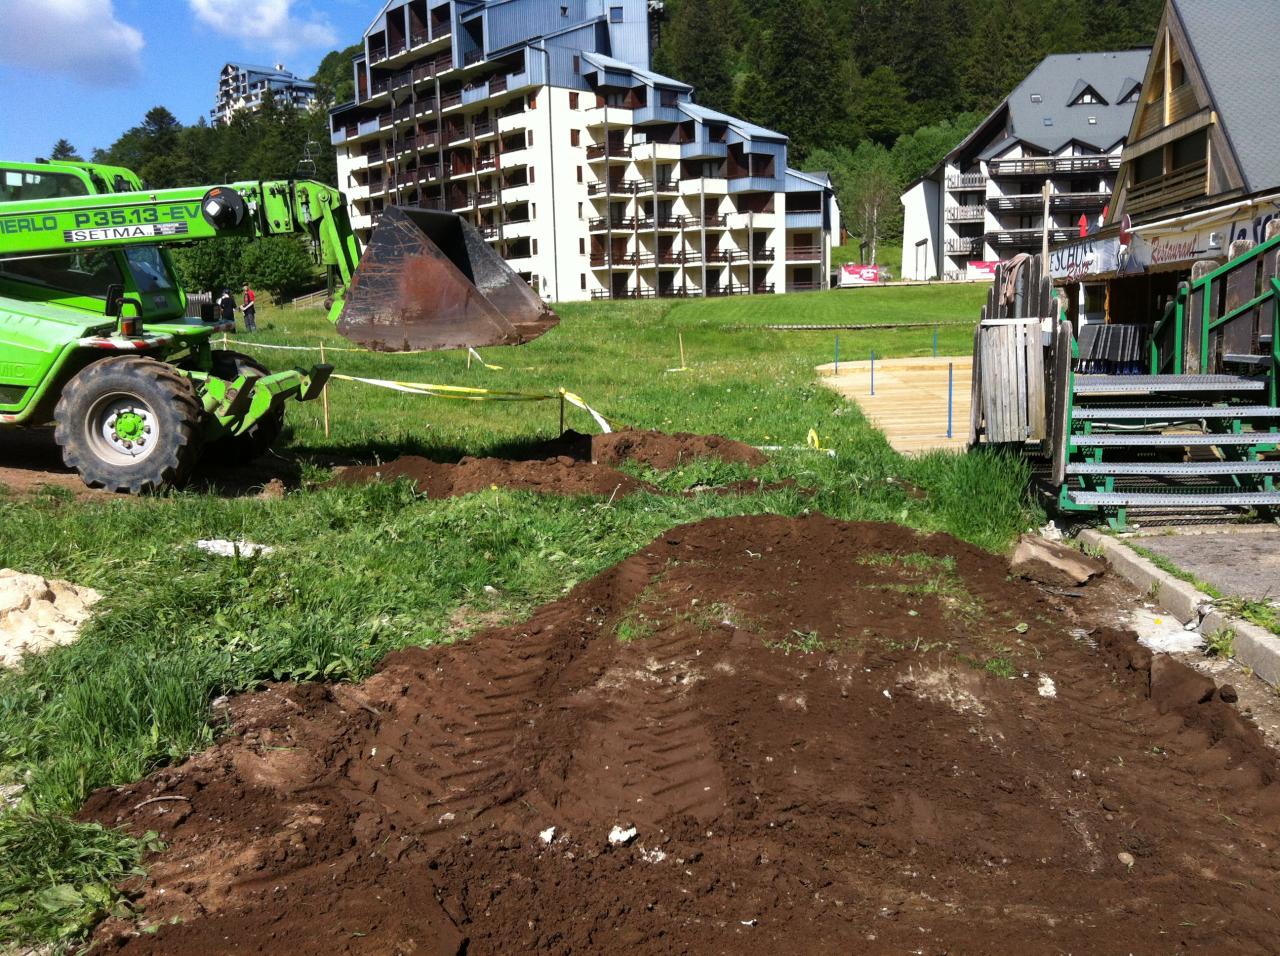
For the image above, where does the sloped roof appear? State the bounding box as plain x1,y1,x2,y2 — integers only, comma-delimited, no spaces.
1171,0,1280,192
581,51,692,92
1007,50,1151,154
678,101,787,143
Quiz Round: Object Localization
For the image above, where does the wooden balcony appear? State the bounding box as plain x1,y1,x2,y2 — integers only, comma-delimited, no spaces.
586,143,632,161
986,192,1108,213
589,216,637,231
988,155,1119,178
787,245,823,261
985,228,1072,247
946,206,986,222
945,238,981,255
946,173,987,190
1124,160,1208,217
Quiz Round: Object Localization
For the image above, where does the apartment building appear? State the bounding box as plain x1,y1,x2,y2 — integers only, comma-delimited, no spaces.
328,0,839,302
212,63,318,125
900,50,1149,281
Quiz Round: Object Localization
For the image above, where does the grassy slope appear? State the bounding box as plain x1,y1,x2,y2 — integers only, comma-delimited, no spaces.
0,285,1036,944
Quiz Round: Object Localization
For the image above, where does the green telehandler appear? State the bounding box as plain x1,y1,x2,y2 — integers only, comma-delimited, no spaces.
0,159,556,492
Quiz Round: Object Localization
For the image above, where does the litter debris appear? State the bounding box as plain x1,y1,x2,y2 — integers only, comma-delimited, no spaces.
1037,676,1057,699
1129,609,1203,654
741,919,758,927
639,846,667,863
195,539,276,559
1038,520,1064,541
608,825,638,847
539,826,557,845
0,569,101,668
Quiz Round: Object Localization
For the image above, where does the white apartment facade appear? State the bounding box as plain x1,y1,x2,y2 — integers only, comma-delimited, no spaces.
329,0,838,303
901,51,1149,281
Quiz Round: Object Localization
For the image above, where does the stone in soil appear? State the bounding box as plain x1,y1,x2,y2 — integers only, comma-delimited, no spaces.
1009,534,1106,587
82,516,1280,955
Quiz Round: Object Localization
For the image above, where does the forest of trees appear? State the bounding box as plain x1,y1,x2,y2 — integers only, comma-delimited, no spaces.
652,0,1162,263
43,0,1162,281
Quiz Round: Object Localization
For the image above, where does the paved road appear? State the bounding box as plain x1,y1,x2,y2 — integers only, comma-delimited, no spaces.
1139,529,1280,602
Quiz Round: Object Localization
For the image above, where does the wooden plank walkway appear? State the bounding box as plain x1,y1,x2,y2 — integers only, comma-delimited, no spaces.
817,356,973,455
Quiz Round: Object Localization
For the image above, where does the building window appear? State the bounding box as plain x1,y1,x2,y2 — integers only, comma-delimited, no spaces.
528,130,534,147
529,167,535,183
577,165,583,182
570,91,580,110
573,55,581,74
529,95,537,110
579,238,586,254
571,129,581,147
610,6,624,22
581,274,587,290
533,238,539,255
1030,93,1043,104
578,201,584,219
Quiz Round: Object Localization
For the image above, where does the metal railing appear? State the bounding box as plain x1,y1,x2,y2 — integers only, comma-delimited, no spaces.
988,155,1120,177
946,206,986,222
946,173,987,190
787,245,823,260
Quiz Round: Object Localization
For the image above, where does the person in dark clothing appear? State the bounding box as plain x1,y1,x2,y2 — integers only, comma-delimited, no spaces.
217,289,237,327
242,284,258,332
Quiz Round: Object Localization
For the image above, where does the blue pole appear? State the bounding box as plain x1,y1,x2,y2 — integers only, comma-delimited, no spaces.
947,362,954,439
835,334,840,374
870,350,876,396
933,328,938,357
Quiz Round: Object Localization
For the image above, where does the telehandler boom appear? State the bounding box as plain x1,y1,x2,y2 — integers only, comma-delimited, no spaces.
0,159,556,492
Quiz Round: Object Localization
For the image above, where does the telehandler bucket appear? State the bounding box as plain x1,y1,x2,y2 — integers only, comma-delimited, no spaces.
336,206,559,352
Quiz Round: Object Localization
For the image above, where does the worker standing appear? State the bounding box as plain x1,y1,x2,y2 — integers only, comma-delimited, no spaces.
242,284,258,332
217,288,237,328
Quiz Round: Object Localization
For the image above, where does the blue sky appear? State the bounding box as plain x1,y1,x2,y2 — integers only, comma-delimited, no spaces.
0,0,373,162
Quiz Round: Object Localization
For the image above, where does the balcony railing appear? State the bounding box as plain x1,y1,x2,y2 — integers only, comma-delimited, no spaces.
946,173,987,190
787,281,823,292
489,74,508,94
752,248,776,261
707,283,750,297
440,90,463,109
702,214,728,228
410,29,429,47
1125,159,1209,217
708,249,748,263
589,217,638,231
946,206,986,222
464,49,486,66
586,143,632,160
985,228,1073,246
945,238,981,255
987,192,1110,213
654,251,702,265
753,282,778,294
987,155,1120,177
787,245,823,261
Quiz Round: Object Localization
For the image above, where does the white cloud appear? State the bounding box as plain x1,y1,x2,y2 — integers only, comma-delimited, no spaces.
0,0,144,85
189,0,336,56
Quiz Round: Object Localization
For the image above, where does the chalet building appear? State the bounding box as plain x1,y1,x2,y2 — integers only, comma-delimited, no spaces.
328,0,839,302
1049,0,1280,327
212,63,317,125
900,50,1149,282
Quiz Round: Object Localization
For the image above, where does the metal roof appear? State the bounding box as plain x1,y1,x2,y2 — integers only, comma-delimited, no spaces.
1005,50,1150,154
580,51,692,92
677,101,787,143
1171,0,1280,192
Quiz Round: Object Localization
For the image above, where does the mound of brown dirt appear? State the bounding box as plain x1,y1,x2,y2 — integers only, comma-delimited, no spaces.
531,428,767,469
331,455,648,499
83,516,1280,954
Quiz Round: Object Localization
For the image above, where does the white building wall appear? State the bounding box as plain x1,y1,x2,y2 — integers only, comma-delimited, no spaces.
901,179,941,280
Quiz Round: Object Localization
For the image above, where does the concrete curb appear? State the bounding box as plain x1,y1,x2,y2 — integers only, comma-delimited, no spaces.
1077,529,1280,689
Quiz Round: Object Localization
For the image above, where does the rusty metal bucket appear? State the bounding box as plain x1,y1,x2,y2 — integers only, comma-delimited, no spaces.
336,206,559,352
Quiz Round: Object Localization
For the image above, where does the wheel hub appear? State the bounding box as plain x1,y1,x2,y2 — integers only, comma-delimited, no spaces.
91,397,157,461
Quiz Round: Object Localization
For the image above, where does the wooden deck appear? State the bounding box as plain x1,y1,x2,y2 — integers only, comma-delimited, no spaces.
817,356,973,455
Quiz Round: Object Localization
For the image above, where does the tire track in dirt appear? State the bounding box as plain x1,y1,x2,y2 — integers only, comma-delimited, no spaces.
81,515,1280,955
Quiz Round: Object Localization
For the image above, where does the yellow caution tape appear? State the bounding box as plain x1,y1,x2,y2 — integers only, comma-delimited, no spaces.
330,374,614,433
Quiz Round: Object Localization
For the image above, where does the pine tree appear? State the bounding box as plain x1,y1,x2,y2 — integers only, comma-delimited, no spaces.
754,0,846,161
652,0,734,112
49,139,81,161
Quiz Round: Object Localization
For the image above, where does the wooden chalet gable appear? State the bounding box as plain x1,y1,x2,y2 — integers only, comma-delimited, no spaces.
1107,0,1245,225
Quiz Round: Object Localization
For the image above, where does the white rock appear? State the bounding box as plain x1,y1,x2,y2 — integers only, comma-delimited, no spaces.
608,825,638,847
1038,520,1064,541
1037,676,1057,699
195,539,275,558
539,826,557,845
640,846,667,863
1117,851,1135,867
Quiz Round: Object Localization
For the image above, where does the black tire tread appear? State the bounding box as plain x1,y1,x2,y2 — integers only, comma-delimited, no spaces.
54,356,204,494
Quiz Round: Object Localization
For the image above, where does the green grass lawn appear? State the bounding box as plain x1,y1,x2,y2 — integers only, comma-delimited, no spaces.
0,284,1034,946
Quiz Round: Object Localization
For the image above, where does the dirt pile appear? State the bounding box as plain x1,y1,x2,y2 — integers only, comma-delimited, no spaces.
531,428,767,469
331,455,649,499
0,570,100,668
83,516,1280,954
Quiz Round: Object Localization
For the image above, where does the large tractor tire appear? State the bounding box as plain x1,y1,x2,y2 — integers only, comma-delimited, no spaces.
54,356,204,494
201,350,285,466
